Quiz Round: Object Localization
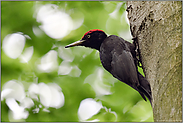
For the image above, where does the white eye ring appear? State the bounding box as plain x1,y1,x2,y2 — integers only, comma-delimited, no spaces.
87,35,90,38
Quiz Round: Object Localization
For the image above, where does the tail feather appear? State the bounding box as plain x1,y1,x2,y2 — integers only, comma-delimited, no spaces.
138,85,152,105
139,91,147,101
137,72,152,105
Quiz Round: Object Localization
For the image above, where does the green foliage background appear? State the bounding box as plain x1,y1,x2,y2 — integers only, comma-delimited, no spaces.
1,1,153,122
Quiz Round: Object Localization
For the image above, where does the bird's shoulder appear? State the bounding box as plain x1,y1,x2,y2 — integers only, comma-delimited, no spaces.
101,35,132,52
99,35,135,74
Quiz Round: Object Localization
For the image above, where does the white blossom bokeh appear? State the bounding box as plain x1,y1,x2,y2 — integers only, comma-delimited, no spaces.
1,80,65,121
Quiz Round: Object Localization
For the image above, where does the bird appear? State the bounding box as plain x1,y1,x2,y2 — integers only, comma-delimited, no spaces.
65,29,152,105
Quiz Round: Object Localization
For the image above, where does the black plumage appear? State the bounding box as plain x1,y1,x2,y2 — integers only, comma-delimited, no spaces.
65,29,152,105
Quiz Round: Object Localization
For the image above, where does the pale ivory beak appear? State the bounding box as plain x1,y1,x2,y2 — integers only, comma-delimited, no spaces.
65,40,85,48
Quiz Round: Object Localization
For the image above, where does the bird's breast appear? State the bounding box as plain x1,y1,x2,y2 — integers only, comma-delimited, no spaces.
99,47,112,72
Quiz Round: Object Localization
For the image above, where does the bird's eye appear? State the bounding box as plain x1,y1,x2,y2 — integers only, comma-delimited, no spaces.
87,35,90,38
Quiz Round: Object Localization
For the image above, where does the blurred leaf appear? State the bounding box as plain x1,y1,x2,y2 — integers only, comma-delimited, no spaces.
1,1,153,122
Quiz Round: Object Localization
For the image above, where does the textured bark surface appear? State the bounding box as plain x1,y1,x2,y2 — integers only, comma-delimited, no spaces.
126,1,182,122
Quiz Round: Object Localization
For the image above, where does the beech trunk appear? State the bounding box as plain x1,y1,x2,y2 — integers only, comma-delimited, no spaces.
126,1,182,122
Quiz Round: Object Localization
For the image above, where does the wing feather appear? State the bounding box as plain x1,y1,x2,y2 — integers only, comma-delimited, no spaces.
110,50,139,90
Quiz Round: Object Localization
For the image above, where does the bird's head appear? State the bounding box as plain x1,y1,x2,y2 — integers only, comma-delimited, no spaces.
65,29,107,50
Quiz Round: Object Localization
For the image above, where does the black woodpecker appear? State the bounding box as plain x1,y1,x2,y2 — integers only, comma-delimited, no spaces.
65,29,152,105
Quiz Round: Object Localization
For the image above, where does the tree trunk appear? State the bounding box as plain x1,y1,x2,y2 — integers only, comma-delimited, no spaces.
126,1,182,122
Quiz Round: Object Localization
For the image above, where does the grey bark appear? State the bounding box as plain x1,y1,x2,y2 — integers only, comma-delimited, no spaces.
126,1,182,122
